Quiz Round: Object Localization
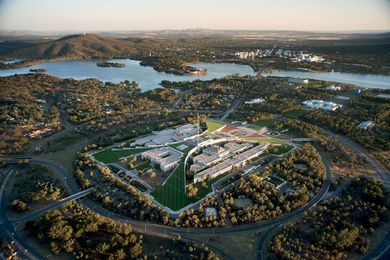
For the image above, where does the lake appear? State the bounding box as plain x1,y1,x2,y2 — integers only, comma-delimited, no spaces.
0,59,255,90
264,69,390,89
0,59,389,90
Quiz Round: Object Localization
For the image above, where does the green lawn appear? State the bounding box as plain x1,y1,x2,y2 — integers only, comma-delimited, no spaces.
93,147,151,164
192,173,228,199
243,136,282,144
205,119,225,133
151,161,194,211
251,118,277,128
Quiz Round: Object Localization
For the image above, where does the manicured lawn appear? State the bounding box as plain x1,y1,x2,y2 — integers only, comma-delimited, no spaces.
192,173,228,199
151,161,194,211
251,119,277,128
205,119,225,133
93,147,151,164
243,136,282,144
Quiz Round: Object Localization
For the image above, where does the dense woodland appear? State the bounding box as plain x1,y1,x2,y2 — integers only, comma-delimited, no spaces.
26,202,143,258
174,196,227,228
26,201,219,259
269,177,388,259
222,144,326,225
10,164,66,212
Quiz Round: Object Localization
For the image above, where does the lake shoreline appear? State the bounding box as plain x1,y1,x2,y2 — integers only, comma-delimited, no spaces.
0,59,389,90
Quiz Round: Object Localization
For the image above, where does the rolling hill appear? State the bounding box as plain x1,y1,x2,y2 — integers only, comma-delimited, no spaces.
8,34,137,59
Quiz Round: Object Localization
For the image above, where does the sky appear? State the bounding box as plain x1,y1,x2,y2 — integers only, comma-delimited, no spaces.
0,0,389,31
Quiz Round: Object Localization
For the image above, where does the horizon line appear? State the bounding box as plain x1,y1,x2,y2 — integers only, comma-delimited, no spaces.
1,28,390,34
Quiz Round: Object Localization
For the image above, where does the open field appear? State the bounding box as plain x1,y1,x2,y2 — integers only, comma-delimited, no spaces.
205,119,225,133
251,119,277,128
42,133,83,153
192,173,228,199
151,161,194,210
243,136,282,144
93,147,152,164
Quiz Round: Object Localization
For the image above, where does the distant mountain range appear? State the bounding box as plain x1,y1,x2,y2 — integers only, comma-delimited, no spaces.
7,34,137,59
1,28,390,40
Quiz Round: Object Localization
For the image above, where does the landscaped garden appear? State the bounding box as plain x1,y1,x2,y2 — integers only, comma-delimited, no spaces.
93,147,152,164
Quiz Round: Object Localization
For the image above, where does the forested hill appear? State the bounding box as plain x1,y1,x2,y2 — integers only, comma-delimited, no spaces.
8,34,137,59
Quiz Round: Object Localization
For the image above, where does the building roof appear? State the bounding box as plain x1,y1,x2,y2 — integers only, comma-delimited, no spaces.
142,147,182,167
357,121,375,129
204,207,217,217
130,124,200,147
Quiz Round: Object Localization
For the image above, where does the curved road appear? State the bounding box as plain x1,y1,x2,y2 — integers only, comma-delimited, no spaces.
1,149,331,260
256,130,390,260
1,118,388,259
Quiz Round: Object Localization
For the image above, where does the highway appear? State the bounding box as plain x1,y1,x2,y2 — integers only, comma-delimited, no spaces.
220,94,246,121
11,187,94,226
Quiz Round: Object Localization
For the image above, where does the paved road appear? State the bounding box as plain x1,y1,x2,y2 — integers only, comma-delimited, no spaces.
0,159,90,260
4,155,332,237
256,158,332,260
329,132,390,260
259,117,390,260
11,187,94,226
220,94,246,121
2,114,388,259
0,167,42,260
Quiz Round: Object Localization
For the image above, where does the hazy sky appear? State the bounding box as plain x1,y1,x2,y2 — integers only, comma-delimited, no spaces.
0,0,389,31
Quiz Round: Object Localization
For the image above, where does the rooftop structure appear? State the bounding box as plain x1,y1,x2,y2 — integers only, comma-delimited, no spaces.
302,100,342,111
176,144,189,151
289,78,309,84
326,85,342,91
203,145,229,157
245,98,266,105
192,145,229,167
357,121,375,130
29,127,51,137
376,94,390,99
191,142,253,173
141,147,182,172
193,143,268,183
204,207,217,217
130,124,200,147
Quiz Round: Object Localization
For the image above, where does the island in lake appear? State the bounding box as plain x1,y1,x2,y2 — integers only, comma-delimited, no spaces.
29,68,47,73
183,65,207,75
97,61,126,68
